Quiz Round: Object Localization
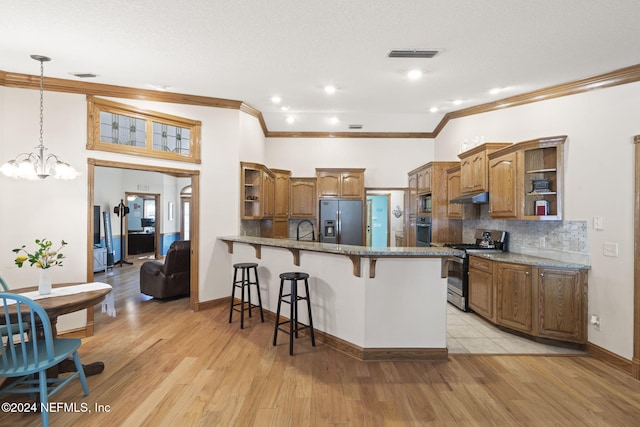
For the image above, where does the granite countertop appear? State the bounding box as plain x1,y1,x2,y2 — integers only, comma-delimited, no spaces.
218,235,463,258
468,251,590,269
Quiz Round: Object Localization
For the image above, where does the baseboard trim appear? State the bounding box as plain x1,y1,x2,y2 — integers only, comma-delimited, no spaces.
586,341,633,375
206,296,448,361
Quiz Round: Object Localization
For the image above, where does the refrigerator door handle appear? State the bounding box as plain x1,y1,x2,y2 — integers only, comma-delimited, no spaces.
337,210,341,242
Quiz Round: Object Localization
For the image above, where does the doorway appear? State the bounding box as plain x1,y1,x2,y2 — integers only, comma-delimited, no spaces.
124,192,160,260
180,185,192,240
88,158,200,312
366,194,390,247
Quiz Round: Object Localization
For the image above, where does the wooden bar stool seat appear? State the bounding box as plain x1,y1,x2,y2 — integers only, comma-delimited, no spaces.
229,262,264,329
273,272,316,355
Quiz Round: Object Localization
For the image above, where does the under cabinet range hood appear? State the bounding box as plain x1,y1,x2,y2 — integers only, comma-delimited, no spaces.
450,191,489,204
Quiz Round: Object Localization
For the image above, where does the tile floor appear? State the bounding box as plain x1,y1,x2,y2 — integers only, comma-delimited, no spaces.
447,304,586,355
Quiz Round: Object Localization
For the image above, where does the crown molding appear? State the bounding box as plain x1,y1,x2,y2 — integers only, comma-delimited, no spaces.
2,63,640,139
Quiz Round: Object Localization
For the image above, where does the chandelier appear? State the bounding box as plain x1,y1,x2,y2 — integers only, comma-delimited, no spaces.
0,55,79,180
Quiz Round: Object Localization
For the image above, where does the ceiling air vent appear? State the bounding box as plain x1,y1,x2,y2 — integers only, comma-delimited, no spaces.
387,49,440,58
71,72,97,78
349,124,363,130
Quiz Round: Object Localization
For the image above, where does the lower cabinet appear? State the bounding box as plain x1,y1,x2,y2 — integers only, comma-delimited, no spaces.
536,267,587,343
495,262,533,333
468,257,494,321
468,256,587,344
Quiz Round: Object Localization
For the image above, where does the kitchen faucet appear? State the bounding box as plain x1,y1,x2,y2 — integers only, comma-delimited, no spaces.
296,219,316,241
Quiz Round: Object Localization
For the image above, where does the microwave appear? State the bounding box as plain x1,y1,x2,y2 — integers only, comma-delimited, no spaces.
419,194,432,214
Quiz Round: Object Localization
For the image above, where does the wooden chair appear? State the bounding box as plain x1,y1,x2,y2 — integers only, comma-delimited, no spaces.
0,292,89,426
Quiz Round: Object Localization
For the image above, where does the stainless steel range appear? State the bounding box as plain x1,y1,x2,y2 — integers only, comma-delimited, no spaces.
443,229,508,311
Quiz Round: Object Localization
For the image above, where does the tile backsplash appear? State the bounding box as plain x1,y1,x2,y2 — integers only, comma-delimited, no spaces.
463,218,590,266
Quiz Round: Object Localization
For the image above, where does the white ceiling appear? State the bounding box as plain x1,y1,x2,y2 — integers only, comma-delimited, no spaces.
2,0,639,134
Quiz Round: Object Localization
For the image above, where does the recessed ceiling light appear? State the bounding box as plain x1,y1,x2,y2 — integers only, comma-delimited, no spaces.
329,116,339,124
407,69,423,80
280,106,290,111
429,107,439,113
271,96,282,104
324,85,336,95
453,99,463,106
286,116,295,124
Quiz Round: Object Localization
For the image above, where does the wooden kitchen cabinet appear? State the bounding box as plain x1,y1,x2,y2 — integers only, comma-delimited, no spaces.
261,169,275,217
241,162,266,219
468,256,494,321
488,150,519,218
417,165,432,194
290,178,317,218
273,169,291,218
316,168,365,199
488,135,566,220
535,267,587,343
446,165,462,219
496,262,533,333
468,255,588,344
458,143,511,195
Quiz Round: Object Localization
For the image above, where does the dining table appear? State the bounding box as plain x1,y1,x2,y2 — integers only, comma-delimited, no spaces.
2,281,115,377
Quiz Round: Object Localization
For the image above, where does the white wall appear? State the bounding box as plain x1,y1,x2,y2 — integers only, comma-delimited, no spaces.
434,82,640,359
265,137,434,186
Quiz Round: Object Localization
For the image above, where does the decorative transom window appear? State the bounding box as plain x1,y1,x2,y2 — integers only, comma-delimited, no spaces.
87,96,201,163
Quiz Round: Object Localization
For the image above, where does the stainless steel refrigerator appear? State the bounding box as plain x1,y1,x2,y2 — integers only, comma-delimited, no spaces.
319,199,363,245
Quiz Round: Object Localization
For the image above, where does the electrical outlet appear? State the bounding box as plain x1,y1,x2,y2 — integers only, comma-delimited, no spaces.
603,242,619,257
590,314,600,330
593,217,604,230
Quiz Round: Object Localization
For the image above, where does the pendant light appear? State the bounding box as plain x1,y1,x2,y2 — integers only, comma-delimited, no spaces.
0,55,79,180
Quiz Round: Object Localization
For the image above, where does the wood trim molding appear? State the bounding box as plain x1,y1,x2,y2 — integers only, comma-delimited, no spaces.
634,135,640,379
265,131,435,139
586,341,633,376
2,63,640,139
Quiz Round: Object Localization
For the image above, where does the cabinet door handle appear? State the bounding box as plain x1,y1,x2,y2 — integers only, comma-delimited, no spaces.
525,271,530,275
540,273,544,277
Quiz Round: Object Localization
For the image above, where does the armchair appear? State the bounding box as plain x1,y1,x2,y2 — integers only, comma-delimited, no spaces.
140,240,191,299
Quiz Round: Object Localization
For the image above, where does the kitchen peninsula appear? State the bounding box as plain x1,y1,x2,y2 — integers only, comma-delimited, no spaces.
219,236,462,360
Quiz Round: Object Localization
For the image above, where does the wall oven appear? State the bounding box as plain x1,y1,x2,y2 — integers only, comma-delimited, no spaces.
416,216,432,247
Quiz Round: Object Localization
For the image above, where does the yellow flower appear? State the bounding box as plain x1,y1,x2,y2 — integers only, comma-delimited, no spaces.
15,255,28,263
35,260,43,268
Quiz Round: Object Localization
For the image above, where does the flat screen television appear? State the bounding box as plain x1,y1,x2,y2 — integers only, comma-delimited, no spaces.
93,206,101,246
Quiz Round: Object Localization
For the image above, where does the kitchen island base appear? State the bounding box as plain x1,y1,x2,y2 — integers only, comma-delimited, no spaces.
219,237,459,361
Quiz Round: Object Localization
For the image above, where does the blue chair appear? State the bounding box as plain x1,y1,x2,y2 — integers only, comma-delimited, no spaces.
0,292,90,426
0,275,29,339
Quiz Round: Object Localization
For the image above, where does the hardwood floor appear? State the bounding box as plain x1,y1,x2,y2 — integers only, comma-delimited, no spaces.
3,260,640,426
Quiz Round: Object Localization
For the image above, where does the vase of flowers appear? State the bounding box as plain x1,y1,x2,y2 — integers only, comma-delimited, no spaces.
13,238,67,295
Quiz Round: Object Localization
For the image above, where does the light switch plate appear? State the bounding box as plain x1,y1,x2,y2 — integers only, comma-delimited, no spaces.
603,242,619,257
594,217,604,230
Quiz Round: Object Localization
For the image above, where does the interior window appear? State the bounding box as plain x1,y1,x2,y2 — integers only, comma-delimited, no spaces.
87,96,201,163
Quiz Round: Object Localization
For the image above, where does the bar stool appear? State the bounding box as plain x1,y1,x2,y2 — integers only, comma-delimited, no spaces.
229,262,264,329
273,272,316,355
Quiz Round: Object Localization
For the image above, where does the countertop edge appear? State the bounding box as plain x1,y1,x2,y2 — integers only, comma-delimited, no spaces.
218,236,462,257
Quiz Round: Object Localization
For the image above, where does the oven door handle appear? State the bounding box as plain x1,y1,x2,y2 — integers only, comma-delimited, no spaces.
441,256,462,278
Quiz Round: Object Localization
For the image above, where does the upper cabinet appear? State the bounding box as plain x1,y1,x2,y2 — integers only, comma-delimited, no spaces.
241,162,265,219
290,178,317,218
446,165,462,219
488,135,566,220
458,143,511,194
240,162,289,221
272,169,291,218
416,165,432,194
316,168,365,199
